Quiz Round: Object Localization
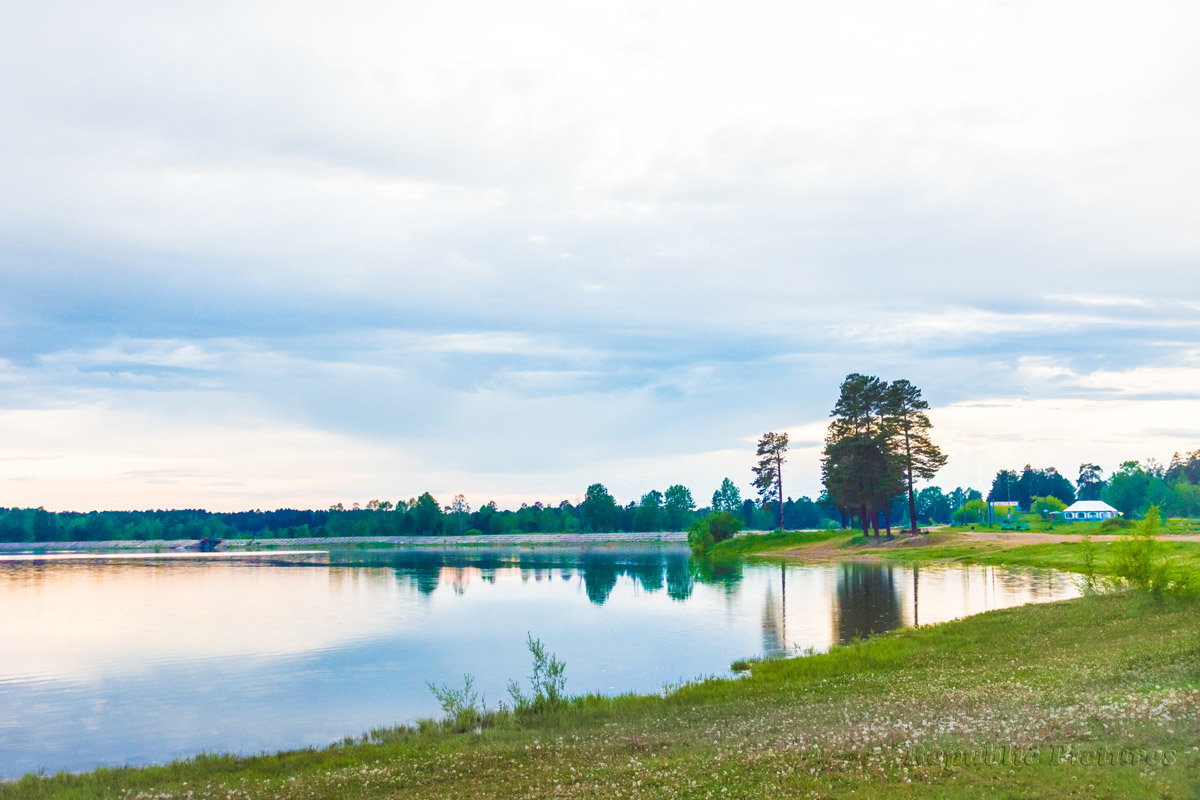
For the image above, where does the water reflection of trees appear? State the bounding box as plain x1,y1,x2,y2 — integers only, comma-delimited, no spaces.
328,547,743,605
834,563,902,643
759,565,792,656
579,552,620,604
689,556,743,594
761,584,786,654
665,559,694,601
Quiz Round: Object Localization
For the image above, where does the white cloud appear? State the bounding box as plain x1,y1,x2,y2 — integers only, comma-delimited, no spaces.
0,403,420,512
932,393,1200,490
1014,356,1200,397
1043,295,1156,309
1,1,1199,510
38,339,226,371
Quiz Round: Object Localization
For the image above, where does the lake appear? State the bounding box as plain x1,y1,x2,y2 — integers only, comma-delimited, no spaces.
0,545,1080,778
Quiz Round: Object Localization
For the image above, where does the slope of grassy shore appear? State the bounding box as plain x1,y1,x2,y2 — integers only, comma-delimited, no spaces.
749,525,1200,577
4,533,1198,799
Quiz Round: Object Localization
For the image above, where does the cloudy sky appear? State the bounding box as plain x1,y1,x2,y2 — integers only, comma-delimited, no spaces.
2,0,1198,512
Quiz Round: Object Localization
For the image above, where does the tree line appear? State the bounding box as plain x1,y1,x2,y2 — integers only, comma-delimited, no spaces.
0,483,845,543
4,455,1191,544
985,451,1200,519
0,478,850,543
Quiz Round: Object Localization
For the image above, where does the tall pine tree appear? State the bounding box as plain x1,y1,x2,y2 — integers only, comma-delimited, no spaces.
823,374,902,538
823,373,945,538
884,379,947,534
752,432,789,531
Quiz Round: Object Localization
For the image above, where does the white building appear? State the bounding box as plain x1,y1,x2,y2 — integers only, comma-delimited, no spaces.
1061,500,1120,521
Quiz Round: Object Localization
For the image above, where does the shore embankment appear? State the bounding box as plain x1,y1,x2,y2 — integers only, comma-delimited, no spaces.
0,531,689,552
754,528,1200,565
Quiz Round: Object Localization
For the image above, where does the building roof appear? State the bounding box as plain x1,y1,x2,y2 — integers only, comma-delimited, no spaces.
1063,500,1119,514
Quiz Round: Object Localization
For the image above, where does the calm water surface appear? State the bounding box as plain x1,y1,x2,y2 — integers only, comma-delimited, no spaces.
0,545,1080,778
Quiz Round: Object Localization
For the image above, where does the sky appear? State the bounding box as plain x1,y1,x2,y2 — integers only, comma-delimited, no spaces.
2,0,1198,512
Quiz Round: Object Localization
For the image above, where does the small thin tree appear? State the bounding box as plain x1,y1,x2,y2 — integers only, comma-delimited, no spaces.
752,432,789,531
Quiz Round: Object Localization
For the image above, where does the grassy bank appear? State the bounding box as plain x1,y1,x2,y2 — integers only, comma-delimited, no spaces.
811,529,1200,579
742,523,1200,579
708,528,844,558
878,537,1200,578
5,535,1198,799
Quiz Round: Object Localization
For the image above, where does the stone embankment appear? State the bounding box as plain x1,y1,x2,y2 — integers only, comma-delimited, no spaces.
0,531,688,551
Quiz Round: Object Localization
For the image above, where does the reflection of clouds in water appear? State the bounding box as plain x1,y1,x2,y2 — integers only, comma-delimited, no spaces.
0,550,1081,686
893,563,1081,630
0,559,414,683
0,547,1086,778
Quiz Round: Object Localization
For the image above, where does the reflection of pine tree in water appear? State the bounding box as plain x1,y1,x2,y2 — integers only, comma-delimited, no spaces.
579,554,620,604
761,585,786,654
626,556,665,593
665,557,694,601
834,563,902,643
407,561,442,595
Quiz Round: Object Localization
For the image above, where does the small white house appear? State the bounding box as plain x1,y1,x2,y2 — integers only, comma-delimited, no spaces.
1061,500,1120,521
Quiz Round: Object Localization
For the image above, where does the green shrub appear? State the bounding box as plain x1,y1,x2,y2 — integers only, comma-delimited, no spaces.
1030,495,1067,516
686,527,714,555
951,499,986,524
1078,535,1100,594
507,634,567,714
427,674,482,732
1109,505,1193,597
686,511,743,554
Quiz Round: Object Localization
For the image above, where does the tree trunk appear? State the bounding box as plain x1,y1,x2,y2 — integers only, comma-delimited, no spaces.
913,564,920,626
776,456,784,532
859,504,869,535
904,426,918,535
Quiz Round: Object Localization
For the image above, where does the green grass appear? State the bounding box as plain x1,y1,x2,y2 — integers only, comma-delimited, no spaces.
940,515,1199,536
941,518,1117,535
708,528,843,558
872,536,1200,581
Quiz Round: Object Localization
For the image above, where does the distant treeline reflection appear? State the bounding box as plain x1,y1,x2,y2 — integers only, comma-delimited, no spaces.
331,549,911,630
332,547,711,605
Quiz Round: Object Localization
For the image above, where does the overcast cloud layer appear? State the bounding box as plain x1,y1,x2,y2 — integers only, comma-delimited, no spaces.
2,0,1198,511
